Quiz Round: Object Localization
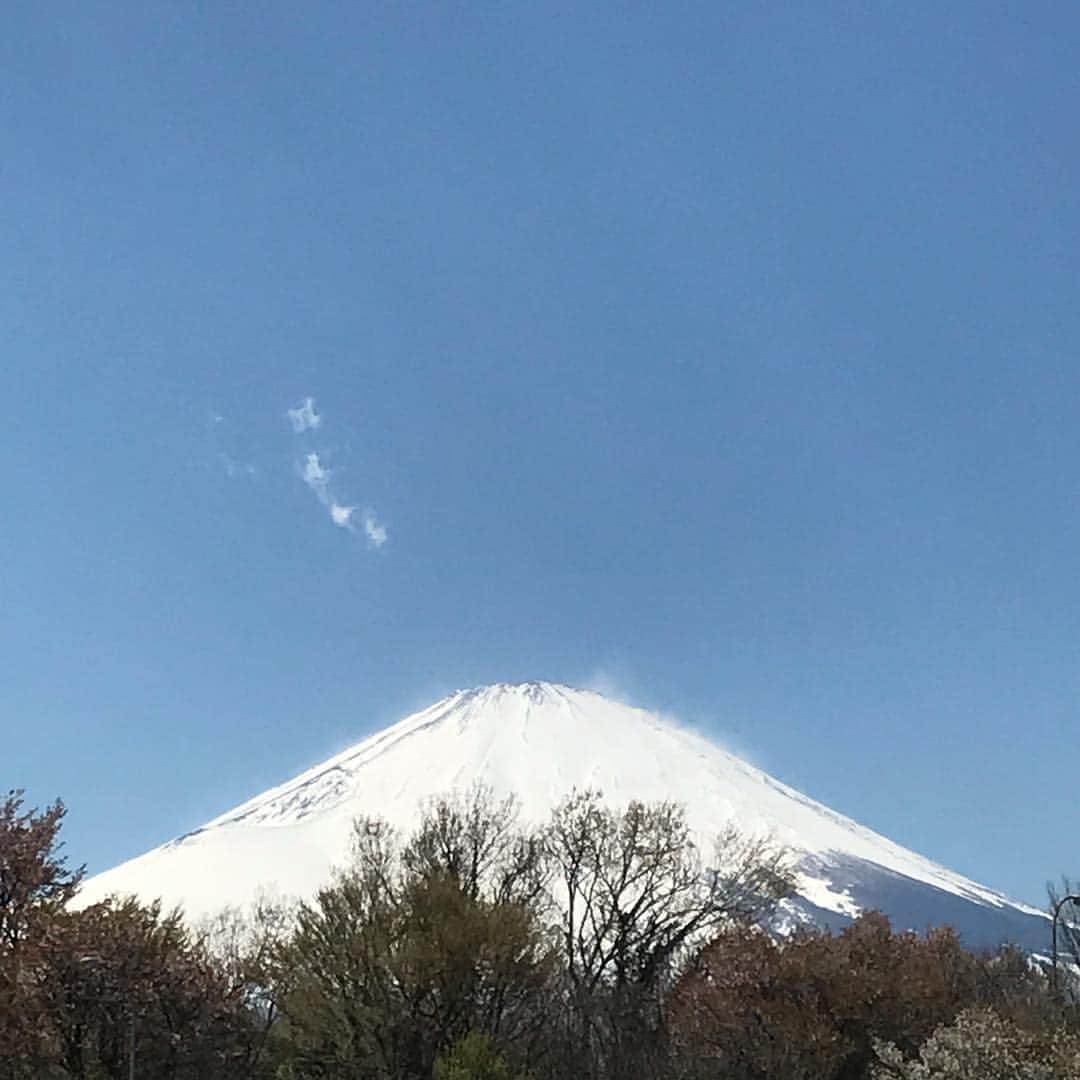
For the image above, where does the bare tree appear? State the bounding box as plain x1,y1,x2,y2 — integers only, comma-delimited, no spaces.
1048,877,1080,1001
401,784,549,908
547,790,790,993
544,790,792,1078
198,894,296,1077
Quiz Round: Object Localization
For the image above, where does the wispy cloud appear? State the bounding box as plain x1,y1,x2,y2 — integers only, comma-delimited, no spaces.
287,396,322,434
330,503,356,529
289,401,388,546
363,511,389,549
220,453,257,479
583,667,634,704
301,452,331,499
298,452,388,544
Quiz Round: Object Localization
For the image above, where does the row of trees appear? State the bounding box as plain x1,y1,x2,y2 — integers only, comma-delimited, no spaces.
2,786,1079,1079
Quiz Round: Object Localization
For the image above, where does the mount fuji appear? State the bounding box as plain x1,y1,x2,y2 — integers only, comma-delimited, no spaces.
78,682,1048,951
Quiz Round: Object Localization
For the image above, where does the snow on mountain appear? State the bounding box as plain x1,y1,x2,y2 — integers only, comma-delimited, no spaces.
78,682,1049,950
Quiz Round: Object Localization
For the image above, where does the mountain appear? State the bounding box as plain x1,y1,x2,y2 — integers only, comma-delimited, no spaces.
78,682,1048,950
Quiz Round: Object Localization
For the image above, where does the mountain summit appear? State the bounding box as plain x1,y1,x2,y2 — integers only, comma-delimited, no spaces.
79,682,1047,949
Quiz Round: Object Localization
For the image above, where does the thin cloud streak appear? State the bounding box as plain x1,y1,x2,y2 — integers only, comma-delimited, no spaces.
220,453,257,479
290,403,388,546
298,452,387,542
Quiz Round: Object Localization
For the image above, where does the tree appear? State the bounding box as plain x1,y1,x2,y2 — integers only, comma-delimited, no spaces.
1,791,282,1078
198,895,295,1078
668,912,1021,1080
0,791,82,949
275,788,555,1080
433,1033,516,1080
0,790,84,1078
544,790,791,1079
873,1007,1080,1079
36,895,278,1080
402,788,549,910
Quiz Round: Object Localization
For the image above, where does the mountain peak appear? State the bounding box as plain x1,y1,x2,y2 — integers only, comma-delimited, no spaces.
77,683,1048,952
454,681,586,705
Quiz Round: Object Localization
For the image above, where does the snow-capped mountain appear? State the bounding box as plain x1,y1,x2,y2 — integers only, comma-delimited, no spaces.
78,682,1048,950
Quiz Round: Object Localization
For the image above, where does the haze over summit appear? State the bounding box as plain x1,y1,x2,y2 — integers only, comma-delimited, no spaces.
5,3,1079,914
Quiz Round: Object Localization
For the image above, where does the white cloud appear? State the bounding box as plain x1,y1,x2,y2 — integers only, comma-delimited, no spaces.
292,415,388,545
301,452,330,499
363,511,389,549
298,454,385,542
330,503,355,530
287,396,322,434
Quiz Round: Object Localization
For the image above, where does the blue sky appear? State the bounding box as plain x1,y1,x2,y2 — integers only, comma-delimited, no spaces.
3,4,1078,907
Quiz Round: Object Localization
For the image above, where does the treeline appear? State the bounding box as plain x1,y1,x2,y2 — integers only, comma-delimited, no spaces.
2,787,1079,1079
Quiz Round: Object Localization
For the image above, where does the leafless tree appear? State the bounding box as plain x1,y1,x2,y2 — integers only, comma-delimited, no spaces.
544,789,792,1078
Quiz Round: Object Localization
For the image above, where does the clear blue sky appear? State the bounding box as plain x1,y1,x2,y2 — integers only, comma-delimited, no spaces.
3,4,1078,907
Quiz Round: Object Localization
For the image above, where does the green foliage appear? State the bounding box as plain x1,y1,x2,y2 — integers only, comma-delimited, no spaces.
434,1032,515,1080
270,786,793,1079
274,789,554,1080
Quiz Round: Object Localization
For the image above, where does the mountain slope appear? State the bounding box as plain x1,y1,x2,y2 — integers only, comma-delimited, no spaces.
78,682,1048,950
